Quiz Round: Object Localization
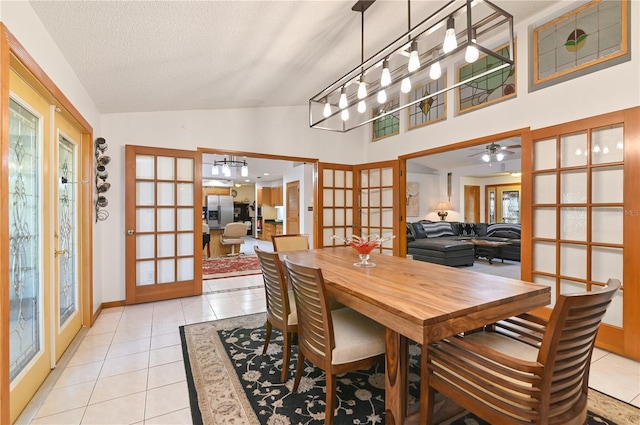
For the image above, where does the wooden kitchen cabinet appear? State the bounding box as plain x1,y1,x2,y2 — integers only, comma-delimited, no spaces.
271,186,283,206
258,187,271,206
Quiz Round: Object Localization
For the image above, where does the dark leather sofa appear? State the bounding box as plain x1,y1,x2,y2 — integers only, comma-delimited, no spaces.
407,221,521,266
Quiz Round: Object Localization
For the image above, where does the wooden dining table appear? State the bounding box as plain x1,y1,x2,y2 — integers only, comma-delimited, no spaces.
281,247,551,425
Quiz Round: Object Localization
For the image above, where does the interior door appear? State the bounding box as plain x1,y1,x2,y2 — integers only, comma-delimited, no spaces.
317,163,355,248
286,180,300,234
125,145,202,304
464,185,480,222
355,160,400,255
53,111,83,361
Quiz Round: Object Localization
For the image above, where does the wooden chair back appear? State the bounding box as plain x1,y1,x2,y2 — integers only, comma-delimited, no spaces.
283,256,334,368
427,278,621,425
272,234,309,252
254,247,297,382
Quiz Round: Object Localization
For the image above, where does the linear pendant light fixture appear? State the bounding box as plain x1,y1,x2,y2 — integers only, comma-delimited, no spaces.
309,0,514,133
212,156,249,177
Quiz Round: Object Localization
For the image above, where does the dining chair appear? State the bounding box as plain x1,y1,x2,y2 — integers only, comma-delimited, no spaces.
272,234,309,252
254,246,297,382
220,222,247,256
283,257,386,424
425,278,621,425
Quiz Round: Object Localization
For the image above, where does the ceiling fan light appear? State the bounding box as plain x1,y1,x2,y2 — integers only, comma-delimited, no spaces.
401,76,411,94
496,153,505,161
380,58,391,87
482,153,490,162
357,79,367,99
339,87,348,109
408,40,420,72
443,16,457,53
377,89,387,104
357,100,366,113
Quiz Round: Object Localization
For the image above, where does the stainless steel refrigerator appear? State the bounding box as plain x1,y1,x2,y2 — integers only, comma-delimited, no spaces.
207,195,234,229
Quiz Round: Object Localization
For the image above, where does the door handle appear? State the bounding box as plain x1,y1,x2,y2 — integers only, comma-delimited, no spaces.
55,249,67,256
127,229,135,235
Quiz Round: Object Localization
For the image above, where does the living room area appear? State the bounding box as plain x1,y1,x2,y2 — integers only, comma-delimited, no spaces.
405,136,523,279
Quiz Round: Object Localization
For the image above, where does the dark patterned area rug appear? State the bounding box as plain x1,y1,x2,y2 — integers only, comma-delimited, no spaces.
180,313,640,425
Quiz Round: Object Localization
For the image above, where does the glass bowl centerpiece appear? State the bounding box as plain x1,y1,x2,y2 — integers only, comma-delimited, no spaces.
331,234,395,267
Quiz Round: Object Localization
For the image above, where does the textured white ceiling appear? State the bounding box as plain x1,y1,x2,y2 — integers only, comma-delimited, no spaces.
29,0,559,114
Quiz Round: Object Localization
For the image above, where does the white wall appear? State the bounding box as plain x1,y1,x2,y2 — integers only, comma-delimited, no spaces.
405,172,439,221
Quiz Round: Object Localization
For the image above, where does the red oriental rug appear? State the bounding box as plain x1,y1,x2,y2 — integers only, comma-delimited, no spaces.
203,255,262,279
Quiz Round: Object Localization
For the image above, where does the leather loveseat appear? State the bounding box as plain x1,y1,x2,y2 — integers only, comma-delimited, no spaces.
407,221,475,267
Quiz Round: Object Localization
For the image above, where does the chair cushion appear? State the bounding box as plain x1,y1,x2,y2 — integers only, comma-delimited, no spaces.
462,331,539,362
221,238,245,245
287,290,297,326
331,308,386,365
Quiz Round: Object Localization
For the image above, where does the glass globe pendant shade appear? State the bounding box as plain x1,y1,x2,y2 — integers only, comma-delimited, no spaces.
380,59,391,87
341,109,350,121
377,89,387,104
401,77,411,94
323,100,332,117
358,100,366,113
443,16,457,53
357,80,367,99
408,41,420,72
339,87,348,109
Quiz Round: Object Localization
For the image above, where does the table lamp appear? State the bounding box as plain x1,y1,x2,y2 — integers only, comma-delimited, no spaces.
436,202,451,221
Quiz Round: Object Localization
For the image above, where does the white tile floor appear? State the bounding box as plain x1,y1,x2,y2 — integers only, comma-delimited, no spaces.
23,272,640,424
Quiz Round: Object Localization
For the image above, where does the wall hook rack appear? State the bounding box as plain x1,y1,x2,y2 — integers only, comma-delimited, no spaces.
94,137,110,222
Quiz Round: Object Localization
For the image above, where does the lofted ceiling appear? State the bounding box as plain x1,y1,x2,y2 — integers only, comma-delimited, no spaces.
28,0,560,114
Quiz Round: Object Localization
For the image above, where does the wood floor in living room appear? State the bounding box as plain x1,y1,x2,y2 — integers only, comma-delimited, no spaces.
19,252,639,424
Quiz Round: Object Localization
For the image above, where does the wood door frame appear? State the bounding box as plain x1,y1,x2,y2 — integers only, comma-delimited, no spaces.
463,185,480,222
0,25,94,424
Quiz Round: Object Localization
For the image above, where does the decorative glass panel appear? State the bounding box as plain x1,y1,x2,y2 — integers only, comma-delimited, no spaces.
560,243,587,280
533,242,556,274
382,209,394,227
176,157,194,181
381,167,393,185
177,183,194,206
323,209,334,226
533,173,556,204
381,188,393,206
369,169,380,187
369,189,380,207
335,189,345,207
323,169,333,187
136,155,155,179
157,156,175,180
560,170,587,203
560,132,587,167
157,234,175,257
592,166,623,203
335,170,345,187
360,170,369,187
323,189,334,207
323,228,334,246
177,233,194,256
136,182,155,205
533,207,556,239
533,138,556,170
136,208,155,232
157,182,175,206
177,208,193,231
592,124,624,164
560,207,586,241
335,210,345,226
361,211,369,227
372,98,400,141
360,190,369,207
560,279,585,295
592,207,623,244
9,98,42,380
603,290,623,327
369,209,381,227
157,259,175,284
136,235,155,259
157,208,175,232
178,258,194,281
345,209,353,226
341,190,351,209
592,246,623,283
533,275,557,307
346,171,353,187
58,136,78,325
136,261,155,286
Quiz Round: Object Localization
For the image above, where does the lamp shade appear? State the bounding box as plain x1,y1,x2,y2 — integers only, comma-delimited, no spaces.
436,202,451,211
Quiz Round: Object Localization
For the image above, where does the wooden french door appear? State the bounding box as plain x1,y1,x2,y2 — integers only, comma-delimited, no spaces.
125,145,202,304
317,161,400,255
8,69,87,422
526,107,640,360
286,180,300,234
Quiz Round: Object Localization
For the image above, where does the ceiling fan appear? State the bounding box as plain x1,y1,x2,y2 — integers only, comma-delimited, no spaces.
469,142,521,164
